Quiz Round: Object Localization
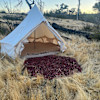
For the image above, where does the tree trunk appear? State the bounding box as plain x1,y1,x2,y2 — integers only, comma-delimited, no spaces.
77,0,80,20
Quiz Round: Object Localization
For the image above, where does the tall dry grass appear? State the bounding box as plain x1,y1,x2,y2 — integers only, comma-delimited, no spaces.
0,33,100,100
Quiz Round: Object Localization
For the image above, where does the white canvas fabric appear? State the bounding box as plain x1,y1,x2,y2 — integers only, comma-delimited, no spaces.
0,4,67,58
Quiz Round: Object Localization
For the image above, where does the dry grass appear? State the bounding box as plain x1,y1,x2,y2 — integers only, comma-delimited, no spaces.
47,17,94,30
0,35,4,49
0,33,100,100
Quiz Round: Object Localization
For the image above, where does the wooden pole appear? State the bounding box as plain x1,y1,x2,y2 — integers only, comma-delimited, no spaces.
34,30,35,49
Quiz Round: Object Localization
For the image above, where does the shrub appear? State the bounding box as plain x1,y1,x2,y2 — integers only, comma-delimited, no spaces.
82,25,100,34
2,15,24,21
91,33,100,41
0,11,6,13
93,25,100,33
0,23,9,35
82,25,93,32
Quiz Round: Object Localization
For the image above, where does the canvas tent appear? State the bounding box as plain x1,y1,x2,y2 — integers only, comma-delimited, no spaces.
0,4,67,59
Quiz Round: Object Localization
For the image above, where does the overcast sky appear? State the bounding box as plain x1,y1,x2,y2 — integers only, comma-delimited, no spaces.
0,0,98,13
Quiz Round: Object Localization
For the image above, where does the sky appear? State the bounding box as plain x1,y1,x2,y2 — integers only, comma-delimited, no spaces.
0,0,98,13
41,0,97,13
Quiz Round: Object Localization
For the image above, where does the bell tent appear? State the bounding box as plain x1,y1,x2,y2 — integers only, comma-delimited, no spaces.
0,4,66,58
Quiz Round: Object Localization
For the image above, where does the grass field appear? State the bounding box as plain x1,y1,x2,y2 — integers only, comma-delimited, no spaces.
47,17,94,31
0,32,100,100
0,14,95,35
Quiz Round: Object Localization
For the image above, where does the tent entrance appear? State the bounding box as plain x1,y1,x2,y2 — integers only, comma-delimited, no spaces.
20,22,60,57
21,42,60,57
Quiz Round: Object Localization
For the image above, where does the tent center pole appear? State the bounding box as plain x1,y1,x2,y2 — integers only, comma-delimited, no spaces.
34,30,36,49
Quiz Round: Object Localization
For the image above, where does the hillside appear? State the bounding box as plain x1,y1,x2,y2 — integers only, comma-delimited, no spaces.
0,29,100,100
0,13,96,35
47,17,94,31
0,13,100,100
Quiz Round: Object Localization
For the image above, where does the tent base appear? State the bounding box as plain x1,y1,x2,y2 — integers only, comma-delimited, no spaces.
21,51,59,59
21,42,60,58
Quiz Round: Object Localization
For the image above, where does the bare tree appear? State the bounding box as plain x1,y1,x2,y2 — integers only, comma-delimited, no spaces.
16,0,34,9
55,3,68,14
3,0,19,31
17,0,44,12
77,0,80,20
37,0,44,12
60,3,68,13
16,0,23,7
25,0,34,9
93,1,100,13
2,0,24,32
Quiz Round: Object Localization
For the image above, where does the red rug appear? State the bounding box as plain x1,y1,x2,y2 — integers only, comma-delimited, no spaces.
24,55,82,80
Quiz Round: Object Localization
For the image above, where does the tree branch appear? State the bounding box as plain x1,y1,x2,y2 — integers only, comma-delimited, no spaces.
25,0,34,9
